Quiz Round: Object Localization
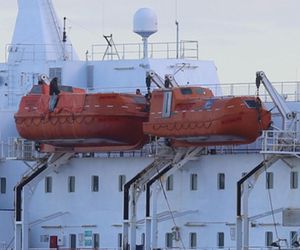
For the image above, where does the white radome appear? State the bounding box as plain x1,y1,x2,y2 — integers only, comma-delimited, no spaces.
133,8,158,38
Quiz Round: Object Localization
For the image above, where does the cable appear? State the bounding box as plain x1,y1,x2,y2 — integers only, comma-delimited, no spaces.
155,165,186,250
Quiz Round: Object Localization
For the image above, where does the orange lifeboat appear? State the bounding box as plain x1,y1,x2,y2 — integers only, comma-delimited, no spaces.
143,86,271,147
14,84,149,152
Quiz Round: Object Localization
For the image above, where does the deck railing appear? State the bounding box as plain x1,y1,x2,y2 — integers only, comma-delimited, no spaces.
20,247,298,250
261,130,300,156
91,40,199,61
0,137,40,161
5,43,74,62
202,81,300,102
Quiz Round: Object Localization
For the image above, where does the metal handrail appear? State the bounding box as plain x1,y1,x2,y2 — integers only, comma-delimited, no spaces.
5,43,74,62
261,130,300,156
91,41,199,61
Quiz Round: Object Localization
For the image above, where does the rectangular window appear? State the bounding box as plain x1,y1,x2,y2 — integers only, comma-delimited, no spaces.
0,177,6,194
190,232,197,248
265,231,273,246
118,233,122,249
162,91,172,118
49,67,62,84
166,175,174,191
141,233,145,246
118,175,126,192
165,232,173,248
92,175,99,192
266,172,273,189
68,176,75,193
218,173,225,190
290,231,298,246
93,233,100,248
40,234,49,243
70,234,76,248
217,232,224,248
190,174,198,191
290,171,298,189
45,176,52,193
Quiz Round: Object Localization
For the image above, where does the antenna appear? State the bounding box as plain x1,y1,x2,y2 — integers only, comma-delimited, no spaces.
175,0,179,59
63,17,67,43
62,17,69,61
176,20,179,59
133,8,158,59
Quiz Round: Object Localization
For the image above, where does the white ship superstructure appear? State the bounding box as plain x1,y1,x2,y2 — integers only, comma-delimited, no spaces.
1,1,300,250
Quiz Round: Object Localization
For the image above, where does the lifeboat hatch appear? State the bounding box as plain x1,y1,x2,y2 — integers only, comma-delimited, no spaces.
162,91,172,118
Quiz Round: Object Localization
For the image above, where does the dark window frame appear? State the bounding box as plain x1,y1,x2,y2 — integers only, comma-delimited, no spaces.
91,175,99,192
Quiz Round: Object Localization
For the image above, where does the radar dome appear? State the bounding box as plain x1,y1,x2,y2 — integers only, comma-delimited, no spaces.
133,8,158,38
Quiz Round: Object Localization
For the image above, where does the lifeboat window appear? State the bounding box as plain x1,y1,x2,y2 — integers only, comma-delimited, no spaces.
203,99,215,110
30,85,42,94
133,96,147,105
244,100,257,108
162,91,172,118
59,85,73,92
195,88,205,95
180,88,193,95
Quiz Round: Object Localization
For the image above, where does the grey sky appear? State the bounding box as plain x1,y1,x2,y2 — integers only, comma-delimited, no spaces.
0,0,299,82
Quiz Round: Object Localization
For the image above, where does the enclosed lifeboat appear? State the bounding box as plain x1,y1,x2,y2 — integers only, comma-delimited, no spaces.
15,84,149,152
143,86,271,147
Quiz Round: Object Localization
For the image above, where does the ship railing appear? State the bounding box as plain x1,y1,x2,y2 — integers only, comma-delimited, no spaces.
1,81,300,106
202,81,300,102
23,248,299,250
0,137,40,161
27,248,121,250
261,130,300,156
0,132,293,162
150,247,292,250
91,40,198,61
87,81,300,103
5,43,74,62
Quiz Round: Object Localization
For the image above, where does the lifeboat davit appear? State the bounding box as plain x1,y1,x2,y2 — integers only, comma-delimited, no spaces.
15,84,149,152
143,86,271,146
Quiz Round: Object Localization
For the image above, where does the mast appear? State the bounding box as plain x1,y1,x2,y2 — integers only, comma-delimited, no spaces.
8,0,75,62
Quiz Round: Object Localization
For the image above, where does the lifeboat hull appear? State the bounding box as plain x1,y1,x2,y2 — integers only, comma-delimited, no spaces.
15,90,149,151
144,109,271,146
143,87,271,147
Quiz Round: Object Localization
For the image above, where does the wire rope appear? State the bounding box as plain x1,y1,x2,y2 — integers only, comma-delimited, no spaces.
155,164,186,250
